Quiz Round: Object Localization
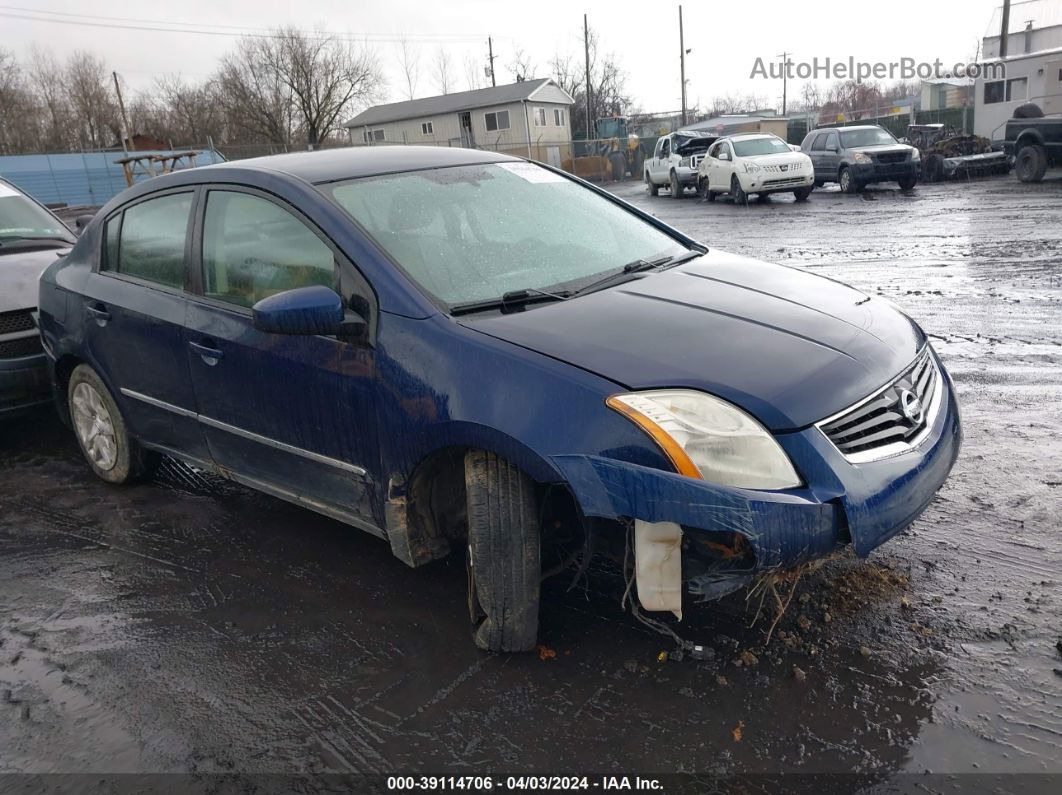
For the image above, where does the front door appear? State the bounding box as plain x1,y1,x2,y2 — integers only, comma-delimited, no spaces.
184,188,380,526
81,189,209,461
459,112,474,148
1045,60,1062,116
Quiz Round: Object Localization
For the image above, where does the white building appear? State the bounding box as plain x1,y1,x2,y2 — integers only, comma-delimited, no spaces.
343,79,575,167
975,0,1062,141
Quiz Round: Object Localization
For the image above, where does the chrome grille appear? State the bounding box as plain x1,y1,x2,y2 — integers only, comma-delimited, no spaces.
819,348,938,460
0,309,35,336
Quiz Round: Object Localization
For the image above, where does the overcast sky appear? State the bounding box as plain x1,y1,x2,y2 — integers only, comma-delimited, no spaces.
3,0,1006,115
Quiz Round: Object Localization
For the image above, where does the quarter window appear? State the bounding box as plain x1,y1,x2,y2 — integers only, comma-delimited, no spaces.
114,192,192,288
484,110,510,132
421,121,433,135
201,191,335,308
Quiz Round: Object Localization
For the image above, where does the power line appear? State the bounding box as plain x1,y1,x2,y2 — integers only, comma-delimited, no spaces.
0,7,499,44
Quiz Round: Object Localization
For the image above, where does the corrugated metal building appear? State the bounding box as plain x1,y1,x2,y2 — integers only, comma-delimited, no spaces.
0,149,226,207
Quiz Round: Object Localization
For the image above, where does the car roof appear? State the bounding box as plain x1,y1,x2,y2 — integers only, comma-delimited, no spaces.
197,145,522,184
810,125,882,133
723,132,777,140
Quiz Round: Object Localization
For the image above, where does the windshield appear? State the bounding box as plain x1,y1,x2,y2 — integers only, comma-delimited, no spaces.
0,183,73,243
732,137,791,157
839,127,897,148
325,162,688,308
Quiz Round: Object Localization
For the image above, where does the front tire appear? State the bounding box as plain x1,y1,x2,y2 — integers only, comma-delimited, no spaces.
839,166,859,194
897,175,918,191
730,175,747,205
68,364,158,484
670,170,683,198
465,450,540,652
793,186,813,202
697,176,716,201
1015,144,1048,183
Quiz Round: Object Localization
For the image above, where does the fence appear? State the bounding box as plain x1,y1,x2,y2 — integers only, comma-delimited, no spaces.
786,106,976,144
0,147,226,207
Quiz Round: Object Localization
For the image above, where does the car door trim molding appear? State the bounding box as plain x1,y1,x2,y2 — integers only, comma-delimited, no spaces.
120,388,367,477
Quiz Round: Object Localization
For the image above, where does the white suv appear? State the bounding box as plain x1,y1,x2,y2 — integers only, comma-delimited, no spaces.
644,131,717,198
697,133,815,205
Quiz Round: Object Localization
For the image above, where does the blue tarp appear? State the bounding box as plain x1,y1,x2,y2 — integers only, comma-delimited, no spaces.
0,149,227,207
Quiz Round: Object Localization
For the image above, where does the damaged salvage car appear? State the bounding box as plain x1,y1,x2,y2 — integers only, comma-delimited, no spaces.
37,147,961,652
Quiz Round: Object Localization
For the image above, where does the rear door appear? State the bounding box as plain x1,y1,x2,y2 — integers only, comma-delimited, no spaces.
822,131,841,179
184,187,380,525
82,189,209,460
809,132,828,179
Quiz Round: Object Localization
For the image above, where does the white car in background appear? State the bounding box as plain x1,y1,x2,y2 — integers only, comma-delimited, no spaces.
697,133,815,205
644,130,717,198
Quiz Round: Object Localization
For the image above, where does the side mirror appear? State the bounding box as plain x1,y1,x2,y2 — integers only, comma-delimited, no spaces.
74,214,95,234
252,285,354,336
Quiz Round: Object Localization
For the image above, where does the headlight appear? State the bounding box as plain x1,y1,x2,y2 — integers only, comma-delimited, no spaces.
852,152,872,164
743,162,761,173
910,148,921,161
606,390,802,489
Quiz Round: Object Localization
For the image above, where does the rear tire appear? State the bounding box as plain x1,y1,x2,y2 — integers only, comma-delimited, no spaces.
645,171,659,196
1015,144,1048,183
465,450,540,653
898,175,918,191
697,176,716,201
68,364,159,484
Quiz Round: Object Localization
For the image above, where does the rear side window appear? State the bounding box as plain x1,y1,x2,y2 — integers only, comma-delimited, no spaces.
116,193,193,288
201,191,335,308
811,133,828,151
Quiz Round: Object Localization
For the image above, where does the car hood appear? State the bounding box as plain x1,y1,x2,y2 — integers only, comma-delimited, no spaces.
849,143,912,155
744,151,811,167
675,135,717,156
462,250,925,431
0,246,69,313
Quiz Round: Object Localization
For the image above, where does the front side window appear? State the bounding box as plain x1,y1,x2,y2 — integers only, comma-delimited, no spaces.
484,110,510,132
201,191,335,308
839,127,896,148
115,192,192,288
826,132,839,150
534,107,546,126
661,138,671,157
325,162,688,308
811,133,828,151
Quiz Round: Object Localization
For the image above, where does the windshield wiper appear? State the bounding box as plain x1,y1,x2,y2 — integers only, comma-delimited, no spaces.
450,286,573,316
571,250,704,298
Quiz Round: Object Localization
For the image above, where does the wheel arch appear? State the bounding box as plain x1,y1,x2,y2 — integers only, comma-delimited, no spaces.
383,425,567,568
1015,129,1046,149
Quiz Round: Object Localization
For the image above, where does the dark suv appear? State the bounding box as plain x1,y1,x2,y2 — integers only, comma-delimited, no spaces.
801,125,920,193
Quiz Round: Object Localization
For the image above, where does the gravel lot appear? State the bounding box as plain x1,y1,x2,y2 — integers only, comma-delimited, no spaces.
2,174,1060,786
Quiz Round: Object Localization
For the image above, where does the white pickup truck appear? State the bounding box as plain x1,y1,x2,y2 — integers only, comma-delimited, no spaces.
644,130,718,198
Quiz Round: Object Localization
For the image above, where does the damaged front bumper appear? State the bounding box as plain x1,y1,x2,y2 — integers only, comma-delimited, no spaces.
551,356,961,602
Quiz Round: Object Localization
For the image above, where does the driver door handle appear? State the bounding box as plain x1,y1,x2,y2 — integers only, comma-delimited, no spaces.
189,340,224,364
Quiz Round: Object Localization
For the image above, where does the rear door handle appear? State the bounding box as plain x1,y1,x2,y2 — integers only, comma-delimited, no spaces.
86,303,110,325
189,340,224,365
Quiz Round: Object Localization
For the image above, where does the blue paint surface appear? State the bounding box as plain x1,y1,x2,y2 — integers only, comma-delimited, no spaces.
38,146,962,573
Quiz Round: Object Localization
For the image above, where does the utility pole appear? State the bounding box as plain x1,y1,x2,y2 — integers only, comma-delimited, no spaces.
112,71,131,154
584,13,592,139
679,6,687,126
778,52,789,115
999,0,1011,58
487,37,497,86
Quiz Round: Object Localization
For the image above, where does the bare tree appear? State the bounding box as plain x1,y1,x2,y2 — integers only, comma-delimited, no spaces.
0,49,35,154
64,51,118,148
432,47,453,95
27,47,72,150
550,25,631,137
216,37,297,146
507,45,536,82
396,38,420,100
463,52,484,92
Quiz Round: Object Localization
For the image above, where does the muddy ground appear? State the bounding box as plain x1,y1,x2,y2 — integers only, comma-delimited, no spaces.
2,175,1060,787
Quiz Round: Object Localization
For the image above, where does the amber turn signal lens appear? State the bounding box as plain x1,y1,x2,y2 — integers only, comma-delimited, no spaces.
605,395,703,479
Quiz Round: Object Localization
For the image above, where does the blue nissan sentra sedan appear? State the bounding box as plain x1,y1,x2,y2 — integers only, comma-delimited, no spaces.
38,147,961,651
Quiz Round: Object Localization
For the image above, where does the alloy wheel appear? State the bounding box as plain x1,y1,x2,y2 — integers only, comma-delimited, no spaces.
71,382,118,471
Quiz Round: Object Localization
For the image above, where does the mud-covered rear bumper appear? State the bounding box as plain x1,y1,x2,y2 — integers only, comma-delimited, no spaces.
552,354,962,570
